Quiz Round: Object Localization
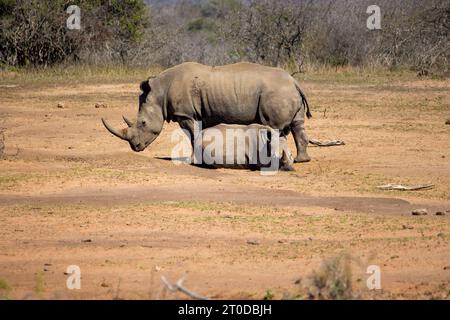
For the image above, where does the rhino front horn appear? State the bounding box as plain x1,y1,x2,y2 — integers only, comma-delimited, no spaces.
122,116,133,127
102,118,129,141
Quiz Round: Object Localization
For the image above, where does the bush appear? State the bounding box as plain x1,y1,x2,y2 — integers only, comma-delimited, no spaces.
1,0,448,73
0,0,149,67
305,254,353,300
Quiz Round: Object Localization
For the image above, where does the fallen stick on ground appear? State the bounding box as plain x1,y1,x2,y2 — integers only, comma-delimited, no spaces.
377,183,434,191
0,127,7,157
309,138,345,147
161,276,209,300
0,133,4,156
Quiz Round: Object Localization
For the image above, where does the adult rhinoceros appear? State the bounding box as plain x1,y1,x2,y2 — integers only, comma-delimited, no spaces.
102,62,312,162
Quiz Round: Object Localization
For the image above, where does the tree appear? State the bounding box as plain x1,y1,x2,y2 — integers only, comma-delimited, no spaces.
220,0,316,67
0,0,150,67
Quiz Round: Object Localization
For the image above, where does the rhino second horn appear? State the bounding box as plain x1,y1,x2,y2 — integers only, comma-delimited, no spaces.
102,118,129,141
122,116,133,127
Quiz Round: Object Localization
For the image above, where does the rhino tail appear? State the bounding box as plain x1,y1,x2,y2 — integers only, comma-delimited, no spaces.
294,81,312,119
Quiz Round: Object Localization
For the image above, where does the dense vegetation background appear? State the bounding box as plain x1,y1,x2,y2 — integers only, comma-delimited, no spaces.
0,0,449,75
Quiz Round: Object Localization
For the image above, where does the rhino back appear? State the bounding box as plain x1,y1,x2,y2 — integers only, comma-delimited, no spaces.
164,62,301,129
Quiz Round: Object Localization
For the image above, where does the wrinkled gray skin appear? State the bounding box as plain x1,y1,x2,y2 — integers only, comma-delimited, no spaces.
197,124,294,171
102,62,312,162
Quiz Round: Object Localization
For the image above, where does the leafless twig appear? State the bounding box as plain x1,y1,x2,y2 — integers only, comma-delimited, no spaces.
0,132,4,157
309,138,345,147
377,183,434,191
161,276,209,300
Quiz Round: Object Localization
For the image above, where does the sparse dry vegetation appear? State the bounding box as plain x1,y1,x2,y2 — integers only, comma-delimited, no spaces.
0,278,12,299
1,0,449,75
305,254,353,300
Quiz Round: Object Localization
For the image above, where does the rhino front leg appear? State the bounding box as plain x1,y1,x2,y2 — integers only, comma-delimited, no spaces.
178,118,196,147
178,118,201,163
290,113,311,163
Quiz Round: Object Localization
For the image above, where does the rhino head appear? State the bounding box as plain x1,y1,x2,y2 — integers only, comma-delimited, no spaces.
102,79,164,152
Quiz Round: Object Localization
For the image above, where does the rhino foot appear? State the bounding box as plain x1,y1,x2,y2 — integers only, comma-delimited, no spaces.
294,155,311,163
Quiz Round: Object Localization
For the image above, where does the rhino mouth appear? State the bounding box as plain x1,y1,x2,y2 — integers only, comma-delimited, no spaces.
130,142,145,152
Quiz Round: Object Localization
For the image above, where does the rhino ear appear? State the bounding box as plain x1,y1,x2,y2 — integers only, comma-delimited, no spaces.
140,80,151,94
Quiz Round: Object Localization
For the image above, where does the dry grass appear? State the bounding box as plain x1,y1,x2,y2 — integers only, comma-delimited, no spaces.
0,64,163,86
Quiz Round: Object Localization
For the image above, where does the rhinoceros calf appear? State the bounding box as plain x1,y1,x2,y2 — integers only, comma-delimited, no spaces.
194,124,294,171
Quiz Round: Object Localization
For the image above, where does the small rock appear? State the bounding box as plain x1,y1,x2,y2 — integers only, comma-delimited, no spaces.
247,239,260,245
446,119,450,125
82,239,92,243
412,208,428,216
101,282,109,287
44,263,52,266
57,103,64,109
443,266,450,270
154,265,162,272
435,211,445,216
95,103,108,108
402,224,414,230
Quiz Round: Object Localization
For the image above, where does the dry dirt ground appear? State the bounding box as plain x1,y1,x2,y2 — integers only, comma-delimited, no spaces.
0,70,449,299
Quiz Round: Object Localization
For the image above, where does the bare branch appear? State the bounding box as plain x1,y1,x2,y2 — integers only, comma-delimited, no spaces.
309,138,345,147
161,276,209,300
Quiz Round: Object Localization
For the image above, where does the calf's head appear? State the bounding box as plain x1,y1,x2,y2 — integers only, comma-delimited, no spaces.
102,79,164,152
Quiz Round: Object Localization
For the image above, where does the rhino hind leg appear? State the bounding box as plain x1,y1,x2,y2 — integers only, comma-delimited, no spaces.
290,114,311,163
